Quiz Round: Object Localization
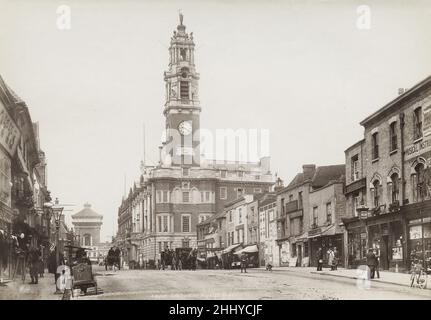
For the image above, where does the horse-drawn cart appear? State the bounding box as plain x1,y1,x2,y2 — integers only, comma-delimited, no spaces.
64,245,98,296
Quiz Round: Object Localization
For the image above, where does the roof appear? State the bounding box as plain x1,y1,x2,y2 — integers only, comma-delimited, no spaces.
285,168,316,189
311,165,345,189
196,212,225,227
72,203,103,218
283,164,345,192
360,74,431,127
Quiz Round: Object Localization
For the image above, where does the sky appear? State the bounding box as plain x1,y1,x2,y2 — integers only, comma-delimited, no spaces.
0,0,430,242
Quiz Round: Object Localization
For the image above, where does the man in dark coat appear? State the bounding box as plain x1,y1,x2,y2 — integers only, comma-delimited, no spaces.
316,247,324,271
28,246,40,284
113,247,121,270
240,252,248,273
366,249,377,279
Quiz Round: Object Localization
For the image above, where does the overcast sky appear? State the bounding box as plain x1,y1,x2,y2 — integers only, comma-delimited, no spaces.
0,0,430,241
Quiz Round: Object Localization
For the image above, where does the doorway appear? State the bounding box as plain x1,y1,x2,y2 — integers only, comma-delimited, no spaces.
381,235,390,270
297,244,302,267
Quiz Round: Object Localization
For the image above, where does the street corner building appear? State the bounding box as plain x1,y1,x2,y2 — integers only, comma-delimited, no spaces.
115,15,274,269
343,76,431,273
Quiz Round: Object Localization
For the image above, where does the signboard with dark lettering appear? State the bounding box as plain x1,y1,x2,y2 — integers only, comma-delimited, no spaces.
0,102,20,157
405,137,431,161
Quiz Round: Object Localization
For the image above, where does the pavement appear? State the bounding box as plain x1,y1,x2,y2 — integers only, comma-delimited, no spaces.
0,272,62,300
266,266,430,290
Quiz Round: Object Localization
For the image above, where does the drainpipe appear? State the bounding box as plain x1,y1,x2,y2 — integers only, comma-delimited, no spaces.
399,112,406,272
400,112,406,204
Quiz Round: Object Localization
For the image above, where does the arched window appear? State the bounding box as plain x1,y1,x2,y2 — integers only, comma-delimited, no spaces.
389,173,399,204
373,180,380,207
83,234,92,246
415,163,426,202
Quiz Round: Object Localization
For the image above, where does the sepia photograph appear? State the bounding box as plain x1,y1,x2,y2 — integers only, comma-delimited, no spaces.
0,0,431,305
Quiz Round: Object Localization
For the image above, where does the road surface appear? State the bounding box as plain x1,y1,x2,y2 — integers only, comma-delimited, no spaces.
84,266,431,300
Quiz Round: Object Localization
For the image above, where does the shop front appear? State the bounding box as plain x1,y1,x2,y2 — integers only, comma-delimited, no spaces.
308,225,343,267
403,200,431,272
343,211,405,271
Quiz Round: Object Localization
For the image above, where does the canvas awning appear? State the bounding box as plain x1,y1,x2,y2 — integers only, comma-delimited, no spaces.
308,225,336,239
222,243,241,254
234,244,259,255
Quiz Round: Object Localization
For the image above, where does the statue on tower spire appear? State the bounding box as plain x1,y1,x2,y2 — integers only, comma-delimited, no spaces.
179,11,184,26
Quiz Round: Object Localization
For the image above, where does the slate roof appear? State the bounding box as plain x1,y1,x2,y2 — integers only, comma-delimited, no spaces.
285,164,345,191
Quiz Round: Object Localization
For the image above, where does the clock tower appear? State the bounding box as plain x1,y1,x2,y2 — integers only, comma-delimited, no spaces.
163,13,201,167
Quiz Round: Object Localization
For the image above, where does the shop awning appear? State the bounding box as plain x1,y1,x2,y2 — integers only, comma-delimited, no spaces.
222,243,241,254
308,225,336,238
234,244,258,255
293,232,308,242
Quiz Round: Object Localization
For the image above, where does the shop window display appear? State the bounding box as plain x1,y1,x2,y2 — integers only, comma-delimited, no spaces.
408,219,431,270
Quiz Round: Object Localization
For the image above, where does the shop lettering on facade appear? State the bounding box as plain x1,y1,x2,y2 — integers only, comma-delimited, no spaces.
0,103,20,156
405,137,431,161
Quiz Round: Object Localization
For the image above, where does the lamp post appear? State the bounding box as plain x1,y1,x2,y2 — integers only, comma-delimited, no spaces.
43,199,64,266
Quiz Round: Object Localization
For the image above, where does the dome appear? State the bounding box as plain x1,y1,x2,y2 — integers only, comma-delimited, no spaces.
72,203,103,219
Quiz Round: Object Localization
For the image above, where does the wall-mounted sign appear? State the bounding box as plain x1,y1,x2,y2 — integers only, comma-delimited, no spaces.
0,103,20,157
423,105,431,137
405,136,431,161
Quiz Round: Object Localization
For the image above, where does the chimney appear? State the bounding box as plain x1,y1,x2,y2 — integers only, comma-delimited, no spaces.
274,177,284,192
398,88,409,95
302,164,316,175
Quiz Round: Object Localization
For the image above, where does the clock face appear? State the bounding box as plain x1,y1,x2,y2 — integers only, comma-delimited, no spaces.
178,121,192,135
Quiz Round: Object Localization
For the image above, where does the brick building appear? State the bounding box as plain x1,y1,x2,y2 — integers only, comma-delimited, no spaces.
342,75,431,272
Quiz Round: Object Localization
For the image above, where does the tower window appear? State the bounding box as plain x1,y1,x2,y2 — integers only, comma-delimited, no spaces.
180,81,189,99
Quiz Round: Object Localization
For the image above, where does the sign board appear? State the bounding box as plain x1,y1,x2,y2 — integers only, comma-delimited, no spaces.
288,256,298,267
392,247,403,260
0,103,20,157
405,136,431,161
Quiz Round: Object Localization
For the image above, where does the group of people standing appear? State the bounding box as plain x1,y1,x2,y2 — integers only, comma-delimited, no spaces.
366,249,380,279
316,247,339,271
158,248,197,271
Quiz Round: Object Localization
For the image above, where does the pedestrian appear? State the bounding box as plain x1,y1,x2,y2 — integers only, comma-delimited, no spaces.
333,247,339,270
327,248,335,271
178,257,182,271
374,249,380,279
366,248,377,279
47,247,58,285
38,246,44,278
316,247,324,271
240,252,248,273
171,254,177,270
28,246,40,284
